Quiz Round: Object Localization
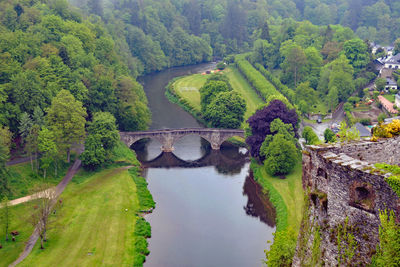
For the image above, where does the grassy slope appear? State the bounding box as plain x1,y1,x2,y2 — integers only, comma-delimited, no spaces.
7,158,74,200
1,142,149,267
19,167,138,267
0,200,38,266
252,161,303,232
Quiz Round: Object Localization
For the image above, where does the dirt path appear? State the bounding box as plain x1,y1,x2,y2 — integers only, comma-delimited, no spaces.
9,148,84,267
0,188,55,208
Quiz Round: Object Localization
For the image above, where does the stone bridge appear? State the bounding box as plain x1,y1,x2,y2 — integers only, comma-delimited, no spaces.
120,128,245,152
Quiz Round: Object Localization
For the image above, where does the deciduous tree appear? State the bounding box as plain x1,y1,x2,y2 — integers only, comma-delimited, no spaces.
46,90,86,162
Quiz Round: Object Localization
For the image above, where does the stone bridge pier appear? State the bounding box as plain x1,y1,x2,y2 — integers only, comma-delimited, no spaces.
120,128,245,152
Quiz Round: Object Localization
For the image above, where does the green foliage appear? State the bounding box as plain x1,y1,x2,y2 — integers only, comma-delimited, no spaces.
236,58,281,101
203,91,246,129
378,113,387,123
216,62,226,70
323,128,336,143
371,210,400,266
46,90,86,161
302,126,320,145
80,134,107,170
376,78,387,91
263,134,299,176
129,169,155,211
338,121,360,142
38,128,57,177
343,39,369,72
382,166,400,197
336,217,358,266
87,112,119,151
254,63,295,104
264,227,297,267
199,80,230,112
251,161,288,231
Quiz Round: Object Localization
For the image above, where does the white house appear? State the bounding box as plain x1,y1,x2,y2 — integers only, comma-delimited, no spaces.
383,53,400,69
386,77,398,90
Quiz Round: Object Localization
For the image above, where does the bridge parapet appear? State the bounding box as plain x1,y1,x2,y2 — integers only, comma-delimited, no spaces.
120,128,245,152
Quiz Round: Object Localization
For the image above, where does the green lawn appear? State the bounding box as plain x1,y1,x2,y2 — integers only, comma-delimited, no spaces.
309,101,328,115
383,94,396,103
172,74,207,111
224,67,264,120
253,161,304,232
19,166,139,266
0,200,39,266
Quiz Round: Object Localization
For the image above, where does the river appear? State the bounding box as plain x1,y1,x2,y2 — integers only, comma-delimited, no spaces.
135,63,276,267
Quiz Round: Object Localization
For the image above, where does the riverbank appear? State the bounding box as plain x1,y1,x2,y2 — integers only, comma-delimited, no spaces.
0,143,154,267
165,66,304,258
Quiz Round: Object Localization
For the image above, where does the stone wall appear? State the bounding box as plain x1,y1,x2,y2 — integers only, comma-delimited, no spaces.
293,136,400,266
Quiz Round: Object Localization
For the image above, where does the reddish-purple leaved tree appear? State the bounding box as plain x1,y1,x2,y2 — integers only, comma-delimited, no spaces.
246,100,298,160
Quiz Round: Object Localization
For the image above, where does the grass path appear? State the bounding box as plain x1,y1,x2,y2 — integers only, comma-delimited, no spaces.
224,67,264,120
19,167,139,266
254,162,304,232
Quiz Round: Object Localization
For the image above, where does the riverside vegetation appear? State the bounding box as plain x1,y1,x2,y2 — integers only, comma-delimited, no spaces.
2,0,400,266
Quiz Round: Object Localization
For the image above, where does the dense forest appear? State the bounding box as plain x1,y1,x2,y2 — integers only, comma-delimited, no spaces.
67,0,400,77
0,0,151,137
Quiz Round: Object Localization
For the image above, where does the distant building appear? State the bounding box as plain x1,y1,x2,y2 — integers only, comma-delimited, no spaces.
383,53,400,69
354,122,371,137
395,93,400,108
386,77,398,90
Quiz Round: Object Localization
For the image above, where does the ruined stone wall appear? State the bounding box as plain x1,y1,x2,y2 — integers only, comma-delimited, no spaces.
293,136,400,266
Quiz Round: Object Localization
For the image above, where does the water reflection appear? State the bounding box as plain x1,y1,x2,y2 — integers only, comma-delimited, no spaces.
243,173,276,227
135,144,248,175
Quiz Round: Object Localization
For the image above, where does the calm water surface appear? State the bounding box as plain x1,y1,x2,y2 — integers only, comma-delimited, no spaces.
136,63,275,267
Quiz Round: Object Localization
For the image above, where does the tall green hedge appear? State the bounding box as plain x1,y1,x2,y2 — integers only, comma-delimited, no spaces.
254,63,296,104
235,58,281,101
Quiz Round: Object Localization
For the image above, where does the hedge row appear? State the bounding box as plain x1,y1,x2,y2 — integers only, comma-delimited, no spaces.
235,58,281,101
254,63,296,104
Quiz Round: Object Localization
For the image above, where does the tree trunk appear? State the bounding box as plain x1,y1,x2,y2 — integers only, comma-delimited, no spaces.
35,152,39,173
67,148,70,163
43,168,46,179
40,235,44,249
30,153,33,171
54,159,57,177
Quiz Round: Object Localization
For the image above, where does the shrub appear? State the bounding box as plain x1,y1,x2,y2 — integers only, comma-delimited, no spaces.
216,62,226,70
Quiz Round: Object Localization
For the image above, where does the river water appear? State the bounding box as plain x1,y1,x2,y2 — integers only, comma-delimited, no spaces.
136,63,276,267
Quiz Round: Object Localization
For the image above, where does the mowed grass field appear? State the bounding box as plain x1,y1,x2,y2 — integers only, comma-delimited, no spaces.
224,67,264,120
255,162,304,232
173,74,207,110
0,200,38,266
171,67,263,123
19,166,139,267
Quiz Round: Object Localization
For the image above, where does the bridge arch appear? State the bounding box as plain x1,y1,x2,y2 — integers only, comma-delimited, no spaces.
120,128,245,152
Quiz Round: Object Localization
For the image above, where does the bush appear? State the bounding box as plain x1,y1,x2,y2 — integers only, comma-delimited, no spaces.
302,126,320,145
359,118,372,126
265,228,297,267
216,62,226,70
324,128,336,143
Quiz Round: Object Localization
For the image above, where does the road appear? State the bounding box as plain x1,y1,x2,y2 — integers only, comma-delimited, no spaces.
301,103,345,140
